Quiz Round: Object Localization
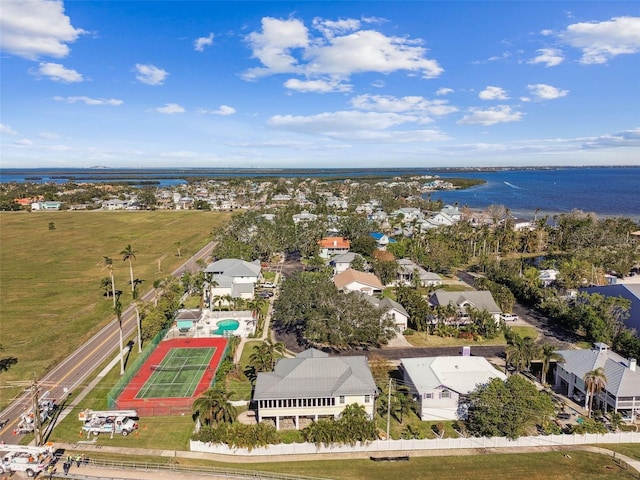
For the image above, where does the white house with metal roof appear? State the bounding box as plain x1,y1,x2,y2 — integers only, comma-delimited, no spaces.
203,259,262,307
253,349,377,430
554,342,640,421
401,356,507,421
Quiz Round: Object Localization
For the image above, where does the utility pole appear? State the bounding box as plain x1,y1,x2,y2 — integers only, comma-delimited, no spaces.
386,378,392,440
29,377,43,446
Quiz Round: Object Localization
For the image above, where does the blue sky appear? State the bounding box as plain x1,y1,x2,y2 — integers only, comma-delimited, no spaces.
1,1,639,169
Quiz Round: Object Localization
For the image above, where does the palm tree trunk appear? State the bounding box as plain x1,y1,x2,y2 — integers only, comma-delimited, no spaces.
135,306,142,353
119,319,124,375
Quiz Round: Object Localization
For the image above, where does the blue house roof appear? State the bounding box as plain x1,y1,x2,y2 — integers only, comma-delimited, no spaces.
581,284,640,335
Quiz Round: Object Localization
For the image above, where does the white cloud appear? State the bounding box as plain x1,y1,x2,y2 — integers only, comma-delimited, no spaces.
0,0,86,60
135,64,168,85
350,94,457,117
526,84,569,100
436,87,454,96
560,16,640,64
194,33,214,52
479,86,509,101
15,138,33,146
155,103,185,114
284,78,352,93
243,16,443,82
581,127,640,149
305,29,443,79
528,48,564,67
243,17,310,79
38,131,59,140
0,124,18,135
36,62,83,82
53,96,123,106
458,105,524,126
312,17,361,38
267,110,448,143
159,150,199,158
198,105,236,115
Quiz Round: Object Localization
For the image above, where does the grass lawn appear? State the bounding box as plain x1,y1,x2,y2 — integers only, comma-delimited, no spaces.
404,326,539,348
0,210,229,406
71,449,629,480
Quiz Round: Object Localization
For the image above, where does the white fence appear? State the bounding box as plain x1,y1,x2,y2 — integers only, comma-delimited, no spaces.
191,431,640,456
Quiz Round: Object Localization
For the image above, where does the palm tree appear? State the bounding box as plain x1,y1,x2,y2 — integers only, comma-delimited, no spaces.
583,367,607,418
133,301,144,353
540,344,565,385
249,339,286,372
192,387,237,426
505,335,538,374
121,245,137,297
100,256,116,308
114,297,125,375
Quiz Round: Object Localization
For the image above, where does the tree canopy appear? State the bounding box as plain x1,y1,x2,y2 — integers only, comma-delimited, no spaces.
466,375,555,439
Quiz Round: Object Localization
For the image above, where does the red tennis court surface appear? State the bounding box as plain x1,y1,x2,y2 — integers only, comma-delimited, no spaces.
115,337,228,416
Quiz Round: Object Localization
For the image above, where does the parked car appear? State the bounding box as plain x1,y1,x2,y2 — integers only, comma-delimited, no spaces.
500,313,519,322
258,291,273,299
557,412,571,420
261,282,276,289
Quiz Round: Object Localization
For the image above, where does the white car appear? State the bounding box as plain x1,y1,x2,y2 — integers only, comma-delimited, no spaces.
500,313,519,322
261,282,276,289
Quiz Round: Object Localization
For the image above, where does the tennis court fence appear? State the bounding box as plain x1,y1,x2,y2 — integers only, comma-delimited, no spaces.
107,327,168,409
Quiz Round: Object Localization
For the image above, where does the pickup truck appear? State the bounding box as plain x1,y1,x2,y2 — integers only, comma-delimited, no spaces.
500,313,519,322
82,416,138,436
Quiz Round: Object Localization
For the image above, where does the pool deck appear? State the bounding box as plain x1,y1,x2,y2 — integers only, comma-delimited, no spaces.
167,309,257,340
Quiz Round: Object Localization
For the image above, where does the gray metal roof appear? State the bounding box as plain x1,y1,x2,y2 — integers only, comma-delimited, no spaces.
557,345,640,397
362,294,409,318
254,350,377,400
429,290,501,314
204,258,261,277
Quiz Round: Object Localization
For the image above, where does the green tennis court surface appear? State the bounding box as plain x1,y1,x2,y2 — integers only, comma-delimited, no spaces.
135,347,216,399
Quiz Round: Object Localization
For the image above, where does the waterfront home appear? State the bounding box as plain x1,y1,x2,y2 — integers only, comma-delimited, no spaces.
401,356,507,421
253,349,377,430
333,268,384,296
554,342,640,422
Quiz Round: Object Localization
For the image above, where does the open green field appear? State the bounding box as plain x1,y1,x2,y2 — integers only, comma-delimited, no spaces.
137,347,215,398
0,210,230,405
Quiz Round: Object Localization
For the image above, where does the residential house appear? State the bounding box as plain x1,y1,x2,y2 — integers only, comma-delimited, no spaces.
253,348,377,430
390,207,424,224
292,210,318,224
439,204,462,222
327,252,364,275
428,290,502,324
203,259,261,307
370,232,396,251
102,198,127,210
401,356,507,421
580,284,640,334
539,269,559,288
326,196,348,210
318,236,350,259
554,342,640,421
396,258,442,287
361,294,409,333
334,268,384,296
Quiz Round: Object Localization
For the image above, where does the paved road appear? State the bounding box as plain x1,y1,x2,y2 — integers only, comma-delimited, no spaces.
0,241,216,445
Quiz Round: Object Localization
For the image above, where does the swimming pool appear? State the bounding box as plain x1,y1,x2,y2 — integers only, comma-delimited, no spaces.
212,319,240,336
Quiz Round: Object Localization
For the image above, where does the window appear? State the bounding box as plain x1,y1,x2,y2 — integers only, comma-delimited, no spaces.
364,395,370,403
440,390,451,399
339,396,345,404
424,393,433,399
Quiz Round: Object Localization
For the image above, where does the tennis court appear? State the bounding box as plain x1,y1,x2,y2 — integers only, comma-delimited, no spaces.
135,346,216,399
